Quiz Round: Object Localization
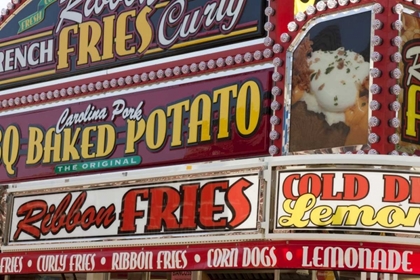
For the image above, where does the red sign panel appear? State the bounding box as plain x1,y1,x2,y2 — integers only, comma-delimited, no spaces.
0,240,418,274
0,70,271,183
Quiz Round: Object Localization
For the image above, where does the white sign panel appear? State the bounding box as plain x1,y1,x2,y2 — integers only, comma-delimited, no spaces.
275,169,420,234
9,175,260,243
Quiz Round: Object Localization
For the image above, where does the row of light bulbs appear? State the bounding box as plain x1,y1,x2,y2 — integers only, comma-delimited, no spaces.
0,0,19,17
265,2,283,156
269,0,413,155
0,50,274,108
367,3,408,155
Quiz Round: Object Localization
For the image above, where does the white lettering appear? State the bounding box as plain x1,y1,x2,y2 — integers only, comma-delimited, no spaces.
111,252,154,270
56,104,108,133
157,0,245,48
57,0,159,32
111,99,144,121
302,246,413,272
0,39,54,73
69,254,95,271
242,247,277,268
156,250,187,269
0,257,23,273
36,255,67,272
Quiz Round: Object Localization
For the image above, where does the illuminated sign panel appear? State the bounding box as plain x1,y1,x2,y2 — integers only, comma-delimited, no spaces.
0,70,271,182
0,0,266,89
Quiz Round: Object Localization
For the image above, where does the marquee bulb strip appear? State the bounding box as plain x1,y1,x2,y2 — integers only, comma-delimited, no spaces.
0,51,271,109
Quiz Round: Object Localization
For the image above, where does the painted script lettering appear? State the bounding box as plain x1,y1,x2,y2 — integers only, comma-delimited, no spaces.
0,79,262,177
56,0,246,70
13,192,116,240
278,172,420,229
402,40,420,142
11,177,255,241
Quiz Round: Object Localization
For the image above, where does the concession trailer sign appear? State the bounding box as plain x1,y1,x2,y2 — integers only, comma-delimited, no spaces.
398,11,420,155
0,0,266,89
0,240,419,274
275,169,420,234
0,70,271,182
8,174,261,243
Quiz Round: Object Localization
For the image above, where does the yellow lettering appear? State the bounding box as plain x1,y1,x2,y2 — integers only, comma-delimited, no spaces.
309,205,333,226
236,81,261,136
125,119,146,154
77,21,102,65
2,126,20,176
405,84,420,137
27,127,44,165
213,85,237,139
376,206,418,228
80,127,96,159
102,15,116,60
43,128,61,163
167,100,190,147
333,205,376,226
403,207,420,227
278,194,316,227
135,6,153,54
278,194,420,229
96,124,116,157
146,109,166,150
62,128,81,161
115,10,136,56
188,94,211,144
57,25,78,69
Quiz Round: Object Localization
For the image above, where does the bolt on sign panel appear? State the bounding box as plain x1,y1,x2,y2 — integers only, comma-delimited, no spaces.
0,0,266,89
0,69,271,183
275,168,420,236
284,8,372,154
397,8,420,155
8,174,262,243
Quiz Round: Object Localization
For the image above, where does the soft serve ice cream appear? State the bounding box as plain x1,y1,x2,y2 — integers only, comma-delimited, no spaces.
300,47,369,125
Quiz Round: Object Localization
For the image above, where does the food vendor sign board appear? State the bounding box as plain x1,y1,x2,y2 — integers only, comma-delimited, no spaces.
0,240,419,274
0,0,266,89
398,9,420,155
8,174,261,243
275,169,420,235
0,69,271,182
286,9,371,153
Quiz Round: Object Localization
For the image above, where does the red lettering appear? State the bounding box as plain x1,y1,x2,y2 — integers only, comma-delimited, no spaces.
227,178,253,228
319,174,343,200
13,192,116,241
282,174,299,200
118,189,149,233
51,193,73,234
342,174,369,200
179,184,199,229
65,191,86,232
410,176,420,203
383,175,410,202
14,200,47,240
299,173,322,198
198,181,228,228
146,187,181,231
